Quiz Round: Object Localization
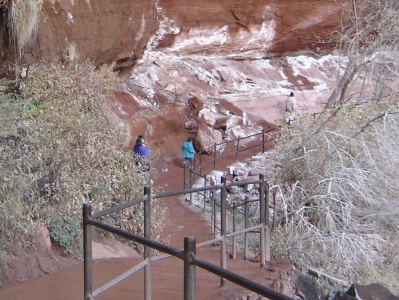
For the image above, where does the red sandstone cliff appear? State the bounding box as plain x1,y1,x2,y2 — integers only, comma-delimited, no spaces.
1,0,341,72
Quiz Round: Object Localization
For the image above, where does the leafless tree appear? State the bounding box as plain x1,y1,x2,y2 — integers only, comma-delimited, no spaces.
326,0,399,108
271,0,399,292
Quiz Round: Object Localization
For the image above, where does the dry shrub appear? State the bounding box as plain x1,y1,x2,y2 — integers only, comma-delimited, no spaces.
7,0,40,57
269,1,399,289
272,100,399,292
0,61,167,257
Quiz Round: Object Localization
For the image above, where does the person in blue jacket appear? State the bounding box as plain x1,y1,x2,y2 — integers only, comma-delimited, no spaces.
133,135,150,171
182,136,195,167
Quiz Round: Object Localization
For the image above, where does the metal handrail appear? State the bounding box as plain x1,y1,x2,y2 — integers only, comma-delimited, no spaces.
198,128,276,159
192,252,293,300
83,174,292,300
184,128,278,191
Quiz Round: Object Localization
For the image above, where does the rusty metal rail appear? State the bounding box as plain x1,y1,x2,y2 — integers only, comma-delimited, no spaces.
190,128,277,177
184,128,278,195
83,174,293,300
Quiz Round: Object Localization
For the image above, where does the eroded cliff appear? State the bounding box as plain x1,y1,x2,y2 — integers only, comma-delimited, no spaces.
1,0,341,72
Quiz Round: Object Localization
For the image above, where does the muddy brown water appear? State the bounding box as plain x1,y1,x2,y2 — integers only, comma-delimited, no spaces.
0,141,285,300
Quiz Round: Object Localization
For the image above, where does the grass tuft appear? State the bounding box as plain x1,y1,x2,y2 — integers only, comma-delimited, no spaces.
7,0,40,57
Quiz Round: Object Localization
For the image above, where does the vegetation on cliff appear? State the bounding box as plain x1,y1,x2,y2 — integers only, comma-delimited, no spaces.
0,61,166,271
0,0,398,296
271,0,399,293
4,0,40,57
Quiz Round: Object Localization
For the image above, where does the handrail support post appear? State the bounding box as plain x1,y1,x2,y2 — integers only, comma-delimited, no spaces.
259,174,266,266
184,236,196,300
220,176,227,286
144,186,152,300
83,202,93,300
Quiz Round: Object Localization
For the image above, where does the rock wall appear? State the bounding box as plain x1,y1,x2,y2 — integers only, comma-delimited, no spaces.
1,0,342,72
155,0,341,56
0,0,344,178
28,0,157,71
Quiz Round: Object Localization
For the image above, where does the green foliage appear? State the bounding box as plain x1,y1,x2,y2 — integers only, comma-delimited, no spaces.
0,250,6,277
99,217,116,237
0,247,13,280
49,216,81,255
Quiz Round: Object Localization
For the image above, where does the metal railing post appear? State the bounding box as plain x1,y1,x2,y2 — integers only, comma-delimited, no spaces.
183,162,187,190
265,181,271,262
211,182,216,239
259,174,266,266
83,202,93,300
203,178,207,212
144,187,152,300
244,195,249,259
184,236,196,300
189,165,193,203
213,143,216,169
198,154,202,176
232,201,237,260
190,158,195,186
220,176,227,286
236,137,240,161
262,129,265,153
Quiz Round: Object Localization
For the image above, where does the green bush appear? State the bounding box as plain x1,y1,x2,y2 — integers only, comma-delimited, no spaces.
49,216,81,255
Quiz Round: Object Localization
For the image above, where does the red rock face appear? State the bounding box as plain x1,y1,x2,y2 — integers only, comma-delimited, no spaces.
2,0,341,71
26,0,157,70
155,0,341,56
0,0,344,170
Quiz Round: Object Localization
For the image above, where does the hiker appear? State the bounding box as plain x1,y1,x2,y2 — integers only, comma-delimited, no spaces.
182,136,195,167
133,135,150,171
286,91,296,114
285,91,296,126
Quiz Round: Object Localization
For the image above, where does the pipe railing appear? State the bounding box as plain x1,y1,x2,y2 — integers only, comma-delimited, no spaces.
185,174,271,264
196,128,276,168
184,128,278,192
83,174,289,300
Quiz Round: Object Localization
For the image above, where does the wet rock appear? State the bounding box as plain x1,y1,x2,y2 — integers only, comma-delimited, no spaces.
196,122,223,152
248,168,261,176
184,119,198,132
227,185,244,195
200,108,224,127
293,270,323,300
188,96,203,116
340,283,399,300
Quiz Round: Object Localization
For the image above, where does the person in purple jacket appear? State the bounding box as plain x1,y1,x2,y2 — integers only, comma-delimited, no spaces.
133,135,150,171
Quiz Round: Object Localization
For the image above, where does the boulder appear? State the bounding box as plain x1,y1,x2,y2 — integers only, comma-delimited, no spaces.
341,283,399,300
